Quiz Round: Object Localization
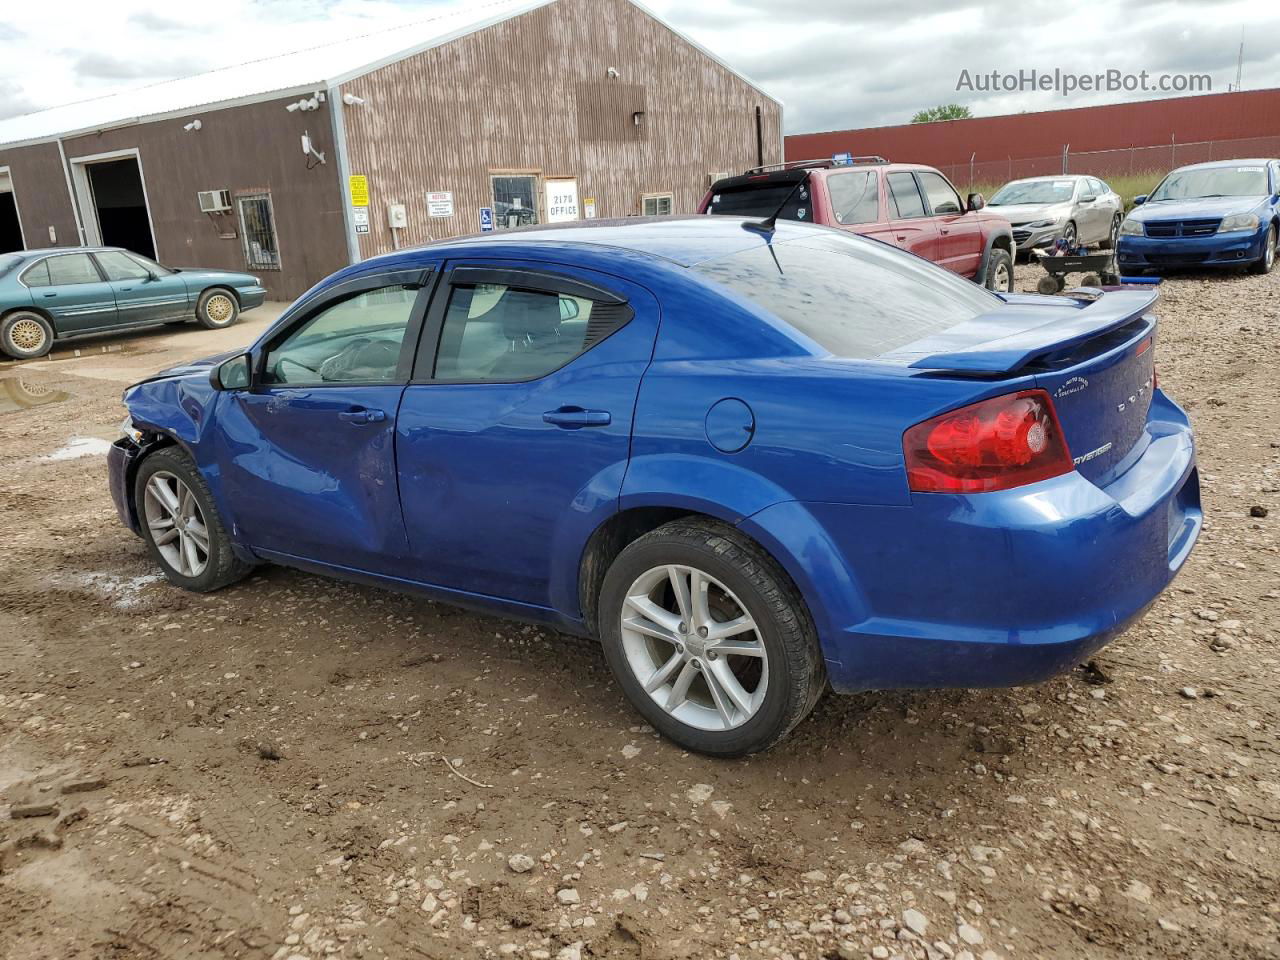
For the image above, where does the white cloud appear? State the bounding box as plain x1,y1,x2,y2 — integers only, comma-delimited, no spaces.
0,0,1276,132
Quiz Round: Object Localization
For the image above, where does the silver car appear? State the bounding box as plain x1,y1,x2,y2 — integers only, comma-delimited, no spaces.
987,175,1124,255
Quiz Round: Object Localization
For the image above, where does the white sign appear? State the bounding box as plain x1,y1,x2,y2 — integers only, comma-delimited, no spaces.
545,179,580,223
352,207,370,234
427,191,454,218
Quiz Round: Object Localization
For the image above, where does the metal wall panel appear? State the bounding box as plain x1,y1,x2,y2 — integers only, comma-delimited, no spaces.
340,0,783,255
0,142,80,248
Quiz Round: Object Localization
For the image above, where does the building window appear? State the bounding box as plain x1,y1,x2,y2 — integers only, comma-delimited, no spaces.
642,193,673,216
238,193,281,270
492,176,539,229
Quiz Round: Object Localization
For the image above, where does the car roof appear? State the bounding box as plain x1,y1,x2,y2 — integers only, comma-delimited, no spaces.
1172,158,1277,171
9,246,122,259
414,215,826,268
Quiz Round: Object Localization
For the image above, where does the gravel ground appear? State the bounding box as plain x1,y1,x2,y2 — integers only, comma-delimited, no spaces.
1,263,1278,960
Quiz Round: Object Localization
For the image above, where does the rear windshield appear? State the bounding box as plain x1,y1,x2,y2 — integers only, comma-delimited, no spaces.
691,231,998,359
706,179,814,223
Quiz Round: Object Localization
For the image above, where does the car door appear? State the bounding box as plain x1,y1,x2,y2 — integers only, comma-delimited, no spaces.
395,260,660,610
20,252,118,334
1074,179,1103,243
916,171,982,276
94,250,192,325
884,172,940,260
212,267,434,574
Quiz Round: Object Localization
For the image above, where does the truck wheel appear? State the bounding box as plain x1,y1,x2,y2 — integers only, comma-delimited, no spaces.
984,249,1014,293
598,519,826,757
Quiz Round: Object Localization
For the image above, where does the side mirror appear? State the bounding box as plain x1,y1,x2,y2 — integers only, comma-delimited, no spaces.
1080,194,1097,203
1132,195,1147,206
966,193,985,211
145,270,159,282
211,353,252,391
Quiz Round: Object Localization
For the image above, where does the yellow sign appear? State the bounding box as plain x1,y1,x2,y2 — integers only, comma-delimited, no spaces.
349,175,369,207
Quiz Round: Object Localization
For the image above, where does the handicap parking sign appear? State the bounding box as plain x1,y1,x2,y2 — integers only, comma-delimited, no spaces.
479,207,495,232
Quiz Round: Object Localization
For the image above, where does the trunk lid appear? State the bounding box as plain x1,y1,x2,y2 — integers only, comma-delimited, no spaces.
896,289,1159,484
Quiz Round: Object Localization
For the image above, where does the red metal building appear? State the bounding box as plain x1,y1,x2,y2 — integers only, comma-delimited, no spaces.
785,88,1280,187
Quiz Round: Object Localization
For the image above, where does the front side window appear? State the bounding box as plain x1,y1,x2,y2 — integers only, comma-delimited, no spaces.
238,193,281,270
128,253,173,276
642,193,673,216
433,282,623,382
43,254,103,286
263,285,418,385
96,250,152,281
886,173,926,219
692,232,998,360
492,176,539,229
917,172,963,215
827,171,880,225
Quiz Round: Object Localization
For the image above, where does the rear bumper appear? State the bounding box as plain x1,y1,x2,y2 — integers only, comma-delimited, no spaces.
107,438,143,535
741,391,1200,692
1117,227,1268,268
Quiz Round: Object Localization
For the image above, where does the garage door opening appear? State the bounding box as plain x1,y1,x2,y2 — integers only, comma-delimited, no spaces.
0,168,23,253
70,151,156,259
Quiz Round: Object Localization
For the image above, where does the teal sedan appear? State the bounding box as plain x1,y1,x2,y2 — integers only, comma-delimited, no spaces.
0,247,267,359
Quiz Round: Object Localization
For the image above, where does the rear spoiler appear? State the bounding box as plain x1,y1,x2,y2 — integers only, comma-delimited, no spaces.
907,289,1159,375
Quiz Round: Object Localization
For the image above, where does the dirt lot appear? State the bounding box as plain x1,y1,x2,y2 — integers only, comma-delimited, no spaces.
2,264,1278,960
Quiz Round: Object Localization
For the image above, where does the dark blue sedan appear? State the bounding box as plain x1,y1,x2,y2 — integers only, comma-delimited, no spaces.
107,217,1200,756
0,246,267,359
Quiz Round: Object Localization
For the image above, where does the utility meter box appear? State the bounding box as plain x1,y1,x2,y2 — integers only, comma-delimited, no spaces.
387,203,408,229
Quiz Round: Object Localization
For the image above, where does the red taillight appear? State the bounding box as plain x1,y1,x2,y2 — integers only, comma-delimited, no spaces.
904,389,1074,493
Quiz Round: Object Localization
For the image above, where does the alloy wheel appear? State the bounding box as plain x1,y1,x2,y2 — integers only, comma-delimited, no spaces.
1062,222,1077,249
9,318,47,353
205,294,235,325
620,564,769,731
993,260,1012,292
1268,229,1276,271
143,471,210,577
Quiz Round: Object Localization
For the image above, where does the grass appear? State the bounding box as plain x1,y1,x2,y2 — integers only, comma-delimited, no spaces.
963,171,1166,213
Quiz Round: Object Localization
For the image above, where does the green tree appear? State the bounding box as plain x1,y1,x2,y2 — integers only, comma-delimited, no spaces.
911,104,973,123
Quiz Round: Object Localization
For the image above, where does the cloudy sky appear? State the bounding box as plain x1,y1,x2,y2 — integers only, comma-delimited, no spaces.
1,0,1277,134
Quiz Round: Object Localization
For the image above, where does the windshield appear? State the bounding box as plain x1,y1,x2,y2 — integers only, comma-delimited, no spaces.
691,231,997,360
1148,165,1268,201
989,180,1076,205
705,179,814,223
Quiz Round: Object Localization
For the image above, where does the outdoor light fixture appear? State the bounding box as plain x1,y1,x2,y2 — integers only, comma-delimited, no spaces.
286,92,327,113
342,93,366,107
607,66,620,78
183,119,202,132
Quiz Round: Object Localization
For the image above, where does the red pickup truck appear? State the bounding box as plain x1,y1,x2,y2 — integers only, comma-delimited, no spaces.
699,157,1016,293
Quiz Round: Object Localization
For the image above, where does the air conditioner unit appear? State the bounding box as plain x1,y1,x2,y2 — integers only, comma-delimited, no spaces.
198,189,232,213
707,171,730,186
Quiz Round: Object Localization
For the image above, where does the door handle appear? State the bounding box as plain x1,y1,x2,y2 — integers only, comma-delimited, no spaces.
940,228,951,235
42,292,56,298
339,407,387,425
543,406,611,428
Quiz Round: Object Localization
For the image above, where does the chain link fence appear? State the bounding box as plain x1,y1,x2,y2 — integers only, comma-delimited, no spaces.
936,135,1280,192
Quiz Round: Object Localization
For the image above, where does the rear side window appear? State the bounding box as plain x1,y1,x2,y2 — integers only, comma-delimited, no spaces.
917,172,963,215
433,283,628,382
706,178,813,223
887,173,927,219
21,260,51,287
827,171,880,225
691,232,997,359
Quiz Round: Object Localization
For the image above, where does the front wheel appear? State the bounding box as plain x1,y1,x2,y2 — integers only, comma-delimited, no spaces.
1061,221,1078,250
196,288,240,330
1251,224,1277,275
984,248,1014,293
598,520,825,757
1100,214,1121,250
135,447,252,592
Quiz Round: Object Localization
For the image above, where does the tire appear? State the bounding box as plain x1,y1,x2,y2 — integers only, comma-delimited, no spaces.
1061,221,1077,250
1,311,55,359
196,288,240,330
1100,214,1121,250
598,519,826,757
1080,273,1102,287
1037,275,1061,296
134,446,252,593
1251,224,1277,275
984,248,1014,293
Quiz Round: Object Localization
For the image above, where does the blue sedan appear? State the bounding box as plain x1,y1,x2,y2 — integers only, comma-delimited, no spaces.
0,246,267,359
1118,158,1280,274
107,217,1200,756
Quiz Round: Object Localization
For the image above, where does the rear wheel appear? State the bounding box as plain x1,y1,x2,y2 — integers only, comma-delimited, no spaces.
196,288,240,330
1251,224,1277,275
598,520,825,757
984,248,1014,293
1,311,55,359
135,447,251,592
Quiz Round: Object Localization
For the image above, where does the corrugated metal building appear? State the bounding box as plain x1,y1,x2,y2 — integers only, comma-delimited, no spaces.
786,88,1280,184
0,0,781,299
